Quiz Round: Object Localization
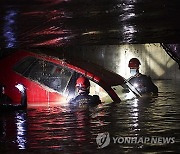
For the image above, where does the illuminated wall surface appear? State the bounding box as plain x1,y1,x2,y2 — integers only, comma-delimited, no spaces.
70,43,179,80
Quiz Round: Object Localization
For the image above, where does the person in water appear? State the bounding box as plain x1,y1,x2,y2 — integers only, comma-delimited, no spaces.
0,84,27,111
127,58,158,96
0,85,12,103
69,76,101,107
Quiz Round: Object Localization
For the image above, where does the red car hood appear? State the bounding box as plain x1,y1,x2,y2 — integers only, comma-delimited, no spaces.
66,58,125,86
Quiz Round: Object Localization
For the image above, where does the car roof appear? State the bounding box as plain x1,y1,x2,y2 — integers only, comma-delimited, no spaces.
66,58,125,86
14,50,125,86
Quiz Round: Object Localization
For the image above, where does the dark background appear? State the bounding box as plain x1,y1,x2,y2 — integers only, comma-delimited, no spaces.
0,0,180,48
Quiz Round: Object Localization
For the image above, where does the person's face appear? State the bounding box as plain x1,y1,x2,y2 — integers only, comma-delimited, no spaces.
130,68,138,76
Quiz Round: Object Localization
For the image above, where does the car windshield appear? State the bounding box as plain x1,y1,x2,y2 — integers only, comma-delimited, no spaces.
63,71,114,103
27,60,74,94
89,80,113,103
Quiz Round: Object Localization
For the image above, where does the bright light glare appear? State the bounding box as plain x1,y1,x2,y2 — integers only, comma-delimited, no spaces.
133,83,138,88
125,90,136,100
15,84,25,93
3,9,17,48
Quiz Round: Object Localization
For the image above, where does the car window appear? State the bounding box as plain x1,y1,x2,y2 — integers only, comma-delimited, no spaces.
13,56,37,75
27,60,73,93
63,72,113,103
112,84,136,101
63,72,80,99
89,80,113,103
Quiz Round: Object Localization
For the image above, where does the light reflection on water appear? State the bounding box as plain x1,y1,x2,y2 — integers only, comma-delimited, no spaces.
3,9,18,48
1,0,180,48
0,80,179,153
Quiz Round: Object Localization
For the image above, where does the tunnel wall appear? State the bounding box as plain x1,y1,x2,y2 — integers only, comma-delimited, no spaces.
69,43,180,80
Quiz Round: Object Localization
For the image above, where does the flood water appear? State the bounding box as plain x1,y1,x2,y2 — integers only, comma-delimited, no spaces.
0,80,179,153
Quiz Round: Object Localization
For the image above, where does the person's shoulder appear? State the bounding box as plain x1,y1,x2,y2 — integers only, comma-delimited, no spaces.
138,73,152,79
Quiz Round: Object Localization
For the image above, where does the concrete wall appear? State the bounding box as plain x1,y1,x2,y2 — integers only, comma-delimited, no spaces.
68,43,180,80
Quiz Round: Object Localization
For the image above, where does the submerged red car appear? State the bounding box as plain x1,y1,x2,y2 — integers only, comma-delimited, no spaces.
0,50,138,107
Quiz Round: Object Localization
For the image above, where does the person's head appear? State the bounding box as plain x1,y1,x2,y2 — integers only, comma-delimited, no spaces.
76,76,90,94
128,58,141,76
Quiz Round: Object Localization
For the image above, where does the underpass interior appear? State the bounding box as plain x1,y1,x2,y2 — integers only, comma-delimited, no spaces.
63,43,180,80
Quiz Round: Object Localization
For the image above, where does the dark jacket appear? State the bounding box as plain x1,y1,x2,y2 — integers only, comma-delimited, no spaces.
69,93,101,108
128,73,158,95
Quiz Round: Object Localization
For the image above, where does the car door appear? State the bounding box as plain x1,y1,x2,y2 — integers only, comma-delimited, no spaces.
25,58,74,105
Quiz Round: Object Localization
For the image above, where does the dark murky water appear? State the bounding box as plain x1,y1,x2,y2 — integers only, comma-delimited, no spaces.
0,80,179,153
0,0,180,48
